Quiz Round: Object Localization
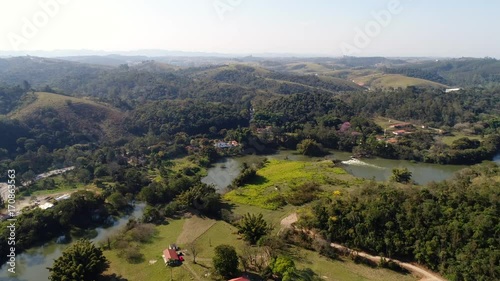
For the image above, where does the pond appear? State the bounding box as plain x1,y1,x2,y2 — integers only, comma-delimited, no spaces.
201,155,263,193
202,150,477,190
0,203,145,281
332,152,466,185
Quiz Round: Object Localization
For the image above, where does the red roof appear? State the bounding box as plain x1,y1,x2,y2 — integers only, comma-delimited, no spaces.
228,278,250,281
163,249,179,260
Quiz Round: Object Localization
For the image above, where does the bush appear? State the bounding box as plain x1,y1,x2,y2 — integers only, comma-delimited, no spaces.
286,182,321,206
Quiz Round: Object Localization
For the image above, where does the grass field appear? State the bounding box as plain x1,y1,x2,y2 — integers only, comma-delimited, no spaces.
352,74,447,89
373,116,408,129
294,247,416,281
440,133,483,145
104,219,189,281
103,209,418,281
224,159,359,209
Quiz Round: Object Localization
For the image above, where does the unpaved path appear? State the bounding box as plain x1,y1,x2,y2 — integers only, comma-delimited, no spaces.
183,261,202,281
280,213,446,281
330,243,448,281
280,212,298,228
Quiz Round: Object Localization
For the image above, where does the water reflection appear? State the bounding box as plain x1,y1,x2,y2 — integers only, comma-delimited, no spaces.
0,203,145,281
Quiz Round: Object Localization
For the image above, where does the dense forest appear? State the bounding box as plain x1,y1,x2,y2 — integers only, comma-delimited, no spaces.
299,163,500,280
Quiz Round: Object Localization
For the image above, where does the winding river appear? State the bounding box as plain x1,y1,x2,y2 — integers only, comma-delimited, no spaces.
0,203,145,281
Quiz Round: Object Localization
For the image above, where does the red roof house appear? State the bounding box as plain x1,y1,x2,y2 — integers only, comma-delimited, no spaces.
163,248,180,265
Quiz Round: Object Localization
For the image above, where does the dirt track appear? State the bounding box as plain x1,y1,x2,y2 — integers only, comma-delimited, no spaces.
330,243,448,281
280,213,447,281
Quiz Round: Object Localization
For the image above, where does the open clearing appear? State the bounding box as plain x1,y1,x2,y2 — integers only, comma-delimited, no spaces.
104,209,418,281
224,159,359,209
352,74,448,89
176,215,216,244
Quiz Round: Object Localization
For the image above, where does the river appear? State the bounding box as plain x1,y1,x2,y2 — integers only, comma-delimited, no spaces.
0,203,145,281
201,151,499,191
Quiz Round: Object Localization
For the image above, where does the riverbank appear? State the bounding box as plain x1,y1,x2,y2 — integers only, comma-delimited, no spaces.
0,203,145,280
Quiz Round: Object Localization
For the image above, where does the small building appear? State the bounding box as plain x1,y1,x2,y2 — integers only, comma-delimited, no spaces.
386,138,398,144
55,194,71,201
214,140,239,149
390,123,413,129
228,277,251,281
39,202,54,210
393,130,407,136
162,248,180,266
445,88,461,93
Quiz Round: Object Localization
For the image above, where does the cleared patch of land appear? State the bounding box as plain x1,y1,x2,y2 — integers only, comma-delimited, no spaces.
104,209,418,281
176,215,216,244
440,133,483,145
224,159,360,209
104,219,189,281
352,74,447,89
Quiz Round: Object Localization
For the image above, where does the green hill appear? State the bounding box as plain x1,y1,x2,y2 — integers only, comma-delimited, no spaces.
10,92,126,141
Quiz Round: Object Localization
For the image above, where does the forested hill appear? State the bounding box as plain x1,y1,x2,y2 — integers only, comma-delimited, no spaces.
300,163,500,280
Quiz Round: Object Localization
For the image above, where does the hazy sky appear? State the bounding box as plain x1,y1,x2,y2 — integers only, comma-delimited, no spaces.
0,0,499,57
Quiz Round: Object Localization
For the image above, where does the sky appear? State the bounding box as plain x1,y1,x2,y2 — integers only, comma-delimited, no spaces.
0,0,499,58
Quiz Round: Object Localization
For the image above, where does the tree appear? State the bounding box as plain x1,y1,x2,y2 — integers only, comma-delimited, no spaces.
390,168,412,183
48,239,109,281
297,139,325,156
212,244,239,278
269,255,296,280
188,241,199,264
237,213,272,244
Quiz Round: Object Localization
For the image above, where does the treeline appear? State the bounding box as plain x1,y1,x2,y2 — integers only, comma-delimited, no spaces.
0,85,26,114
126,99,249,136
299,163,500,281
343,86,500,127
407,58,500,86
254,92,353,131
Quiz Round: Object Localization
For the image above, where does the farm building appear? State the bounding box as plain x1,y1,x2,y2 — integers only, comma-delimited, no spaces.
162,248,180,266
390,123,413,129
228,277,250,281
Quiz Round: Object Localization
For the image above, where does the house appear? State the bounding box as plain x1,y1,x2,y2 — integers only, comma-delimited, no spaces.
386,138,398,144
215,141,232,148
162,248,180,266
214,140,239,149
392,130,407,136
445,88,461,93
228,277,251,281
390,123,413,129
39,202,54,210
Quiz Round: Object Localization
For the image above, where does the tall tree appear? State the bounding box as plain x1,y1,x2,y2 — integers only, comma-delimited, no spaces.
237,213,272,244
212,244,239,278
48,239,109,281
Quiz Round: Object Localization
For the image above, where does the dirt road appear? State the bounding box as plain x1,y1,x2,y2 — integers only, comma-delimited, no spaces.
330,243,448,281
280,213,447,281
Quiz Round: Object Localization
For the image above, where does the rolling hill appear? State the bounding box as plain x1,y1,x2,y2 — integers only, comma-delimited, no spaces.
10,92,127,141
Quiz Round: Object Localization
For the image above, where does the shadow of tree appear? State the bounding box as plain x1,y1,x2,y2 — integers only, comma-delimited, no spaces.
100,273,129,281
